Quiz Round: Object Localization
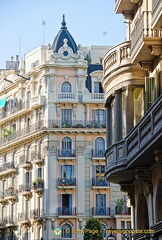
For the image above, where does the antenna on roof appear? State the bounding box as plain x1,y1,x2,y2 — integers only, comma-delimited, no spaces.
42,20,46,45
102,31,107,45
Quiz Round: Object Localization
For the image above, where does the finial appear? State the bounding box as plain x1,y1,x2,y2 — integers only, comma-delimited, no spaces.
61,14,67,29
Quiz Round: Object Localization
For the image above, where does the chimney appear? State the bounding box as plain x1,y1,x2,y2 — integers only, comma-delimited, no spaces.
11,56,14,61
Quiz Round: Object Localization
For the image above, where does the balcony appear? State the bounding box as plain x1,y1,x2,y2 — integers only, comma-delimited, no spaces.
58,178,76,189
31,95,46,109
58,207,76,216
31,179,44,195
152,0,162,28
92,178,110,189
131,11,162,63
0,101,31,125
82,93,105,103
4,216,17,227
4,188,16,202
103,41,131,89
105,95,162,183
48,120,106,129
92,207,110,216
55,93,78,103
0,161,16,177
115,206,131,215
18,212,30,225
92,149,105,159
19,184,32,198
31,151,44,165
19,155,32,169
115,0,137,14
30,209,44,222
0,120,44,146
58,149,76,160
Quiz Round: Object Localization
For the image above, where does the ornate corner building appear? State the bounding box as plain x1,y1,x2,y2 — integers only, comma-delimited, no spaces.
102,0,162,239
0,16,131,240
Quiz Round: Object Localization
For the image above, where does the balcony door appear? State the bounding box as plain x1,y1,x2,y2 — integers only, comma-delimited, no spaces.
62,137,72,156
61,109,72,126
96,194,106,215
61,194,72,215
93,109,106,125
95,137,105,157
93,165,106,186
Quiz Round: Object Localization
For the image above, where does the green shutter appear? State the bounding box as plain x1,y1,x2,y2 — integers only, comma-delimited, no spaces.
145,77,155,111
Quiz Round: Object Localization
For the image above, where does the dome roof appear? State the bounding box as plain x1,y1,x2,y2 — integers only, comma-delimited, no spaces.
52,15,78,53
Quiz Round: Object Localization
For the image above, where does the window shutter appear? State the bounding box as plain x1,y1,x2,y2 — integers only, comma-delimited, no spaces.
145,77,155,111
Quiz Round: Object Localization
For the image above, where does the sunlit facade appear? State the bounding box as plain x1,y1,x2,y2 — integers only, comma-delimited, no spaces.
0,16,131,240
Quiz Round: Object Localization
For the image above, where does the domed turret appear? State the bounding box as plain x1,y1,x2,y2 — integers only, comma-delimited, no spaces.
52,15,78,53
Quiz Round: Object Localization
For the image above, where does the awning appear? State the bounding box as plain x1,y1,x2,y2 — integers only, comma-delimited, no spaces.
0,98,7,109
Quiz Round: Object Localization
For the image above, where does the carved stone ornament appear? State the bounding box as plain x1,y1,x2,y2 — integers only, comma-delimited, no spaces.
76,146,85,156
154,148,162,162
139,61,153,72
122,10,134,20
142,179,153,196
135,168,153,196
120,183,135,206
150,45,162,56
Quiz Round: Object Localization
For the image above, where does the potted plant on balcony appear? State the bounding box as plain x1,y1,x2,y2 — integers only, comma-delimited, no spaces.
115,198,126,214
2,127,13,140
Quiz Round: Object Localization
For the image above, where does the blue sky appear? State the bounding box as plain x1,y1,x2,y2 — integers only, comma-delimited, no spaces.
0,0,126,69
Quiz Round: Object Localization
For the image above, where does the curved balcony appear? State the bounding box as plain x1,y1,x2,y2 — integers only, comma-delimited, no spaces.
105,95,162,183
19,155,32,169
31,95,46,109
152,0,162,28
30,209,44,222
102,41,132,96
19,184,32,198
0,161,16,177
0,191,7,204
4,216,17,227
31,179,44,195
4,188,16,202
31,151,44,165
18,212,30,226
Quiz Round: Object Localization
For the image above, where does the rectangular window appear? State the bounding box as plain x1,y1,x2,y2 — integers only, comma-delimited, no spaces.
26,172,30,184
96,194,106,215
134,87,144,126
61,109,72,125
92,165,108,186
37,168,42,178
61,165,73,179
94,82,103,93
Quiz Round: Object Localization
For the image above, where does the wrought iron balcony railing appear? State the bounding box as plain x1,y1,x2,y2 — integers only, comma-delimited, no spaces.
58,178,76,186
92,178,110,187
58,149,76,157
58,207,76,216
92,207,110,216
48,120,106,129
115,206,131,215
92,149,105,157
30,209,44,219
18,212,30,222
19,183,31,193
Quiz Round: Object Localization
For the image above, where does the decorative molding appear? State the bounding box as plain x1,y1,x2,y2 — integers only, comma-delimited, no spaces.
76,146,85,156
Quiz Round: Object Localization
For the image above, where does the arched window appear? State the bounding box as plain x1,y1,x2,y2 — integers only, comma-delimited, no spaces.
101,224,107,238
62,137,72,157
61,82,72,93
61,224,72,238
95,137,105,157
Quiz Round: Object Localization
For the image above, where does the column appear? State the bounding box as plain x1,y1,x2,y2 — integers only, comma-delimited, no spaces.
105,103,111,148
114,90,120,143
126,85,134,134
85,104,90,123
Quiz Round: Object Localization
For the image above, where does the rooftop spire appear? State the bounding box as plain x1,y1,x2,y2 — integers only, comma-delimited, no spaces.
61,14,67,29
